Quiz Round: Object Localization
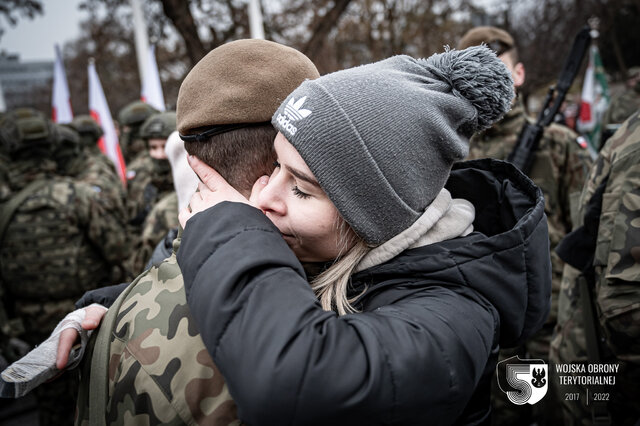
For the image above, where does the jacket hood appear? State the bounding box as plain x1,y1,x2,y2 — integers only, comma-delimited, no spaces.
352,159,551,347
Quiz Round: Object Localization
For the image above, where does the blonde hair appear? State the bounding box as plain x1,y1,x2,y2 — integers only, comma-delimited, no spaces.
311,216,372,316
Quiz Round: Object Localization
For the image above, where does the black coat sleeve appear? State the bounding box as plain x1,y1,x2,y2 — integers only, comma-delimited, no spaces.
74,282,129,309
178,202,497,426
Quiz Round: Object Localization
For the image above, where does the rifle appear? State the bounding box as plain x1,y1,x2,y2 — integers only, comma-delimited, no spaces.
507,26,591,174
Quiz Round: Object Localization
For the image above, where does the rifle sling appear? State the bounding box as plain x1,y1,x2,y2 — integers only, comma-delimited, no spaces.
578,274,612,426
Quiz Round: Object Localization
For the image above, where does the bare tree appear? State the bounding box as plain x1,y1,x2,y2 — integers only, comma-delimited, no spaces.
0,0,43,39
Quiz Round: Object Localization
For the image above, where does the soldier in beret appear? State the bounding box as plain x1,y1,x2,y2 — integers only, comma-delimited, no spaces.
66,39,321,425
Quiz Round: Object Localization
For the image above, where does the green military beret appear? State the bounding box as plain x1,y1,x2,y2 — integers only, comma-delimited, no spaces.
458,26,515,56
176,39,319,140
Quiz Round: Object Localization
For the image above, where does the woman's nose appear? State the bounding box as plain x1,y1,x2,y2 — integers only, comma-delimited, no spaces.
256,179,286,215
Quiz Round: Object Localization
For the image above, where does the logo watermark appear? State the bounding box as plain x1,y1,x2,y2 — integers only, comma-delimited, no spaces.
496,356,548,405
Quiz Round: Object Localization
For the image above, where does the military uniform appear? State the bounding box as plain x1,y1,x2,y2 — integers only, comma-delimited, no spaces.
129,191,179,274
69,115,129,228
602,71,640,130
56,122,131,282
466,100,592,425
550,110,640,425
125,112,176,274
75,238,239,425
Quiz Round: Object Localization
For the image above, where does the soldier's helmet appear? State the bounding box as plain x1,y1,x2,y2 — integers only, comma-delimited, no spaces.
140,111,177,140
56,124,82,156
118,101,159,127
0,108,57,157
70,115,103,146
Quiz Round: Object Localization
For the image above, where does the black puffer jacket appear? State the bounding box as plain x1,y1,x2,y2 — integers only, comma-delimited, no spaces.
177,159,551,426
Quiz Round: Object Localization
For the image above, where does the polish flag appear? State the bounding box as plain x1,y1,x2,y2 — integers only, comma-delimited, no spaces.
88,59,127,185
578,49,596,128
52,44,73,123
141,45,165,111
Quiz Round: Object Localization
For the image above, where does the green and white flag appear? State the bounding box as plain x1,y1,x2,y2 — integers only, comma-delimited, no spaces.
577,45,610,151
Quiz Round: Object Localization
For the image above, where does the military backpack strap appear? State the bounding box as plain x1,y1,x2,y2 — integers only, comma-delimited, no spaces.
88,275,142,425
0,179,49,247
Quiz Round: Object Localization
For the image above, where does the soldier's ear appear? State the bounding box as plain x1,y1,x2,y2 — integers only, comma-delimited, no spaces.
512,62,525,88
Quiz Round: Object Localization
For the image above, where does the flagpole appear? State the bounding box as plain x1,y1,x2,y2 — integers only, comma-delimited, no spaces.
130,0,149,89
248,0,265,39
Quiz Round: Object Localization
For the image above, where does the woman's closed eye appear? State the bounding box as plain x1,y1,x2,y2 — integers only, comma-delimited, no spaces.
292,185,310,199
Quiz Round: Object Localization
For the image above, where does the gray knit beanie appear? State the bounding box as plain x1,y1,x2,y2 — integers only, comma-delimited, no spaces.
272,46,514,245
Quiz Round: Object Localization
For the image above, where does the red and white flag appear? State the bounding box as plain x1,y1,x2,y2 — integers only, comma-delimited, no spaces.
141,45,165,111
52,44,73,123
88,60,127,185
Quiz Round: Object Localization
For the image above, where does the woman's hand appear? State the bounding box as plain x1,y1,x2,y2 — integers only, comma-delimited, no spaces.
179,155,255,227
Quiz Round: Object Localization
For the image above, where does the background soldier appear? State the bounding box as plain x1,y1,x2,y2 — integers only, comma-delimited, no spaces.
0,109,130,425
69,114,127,207
125,111,176,274
457,26,593,425
601,67,640,145
117,100,158,164
552,109,640,425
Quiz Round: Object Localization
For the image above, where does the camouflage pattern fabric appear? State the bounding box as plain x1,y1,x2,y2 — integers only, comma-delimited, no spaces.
126,154,174,274
126,154,173,227
75,238,239,426
79,146,127,208
0,159,131,426
129,191,179,275
602,84,640,128
550,109,640,425
466,100,592,425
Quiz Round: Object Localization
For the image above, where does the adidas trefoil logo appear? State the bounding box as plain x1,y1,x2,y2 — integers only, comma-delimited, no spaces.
277,96,312,136
284,96,312,120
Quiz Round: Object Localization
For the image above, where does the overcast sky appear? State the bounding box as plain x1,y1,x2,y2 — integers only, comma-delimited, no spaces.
0,0,84,62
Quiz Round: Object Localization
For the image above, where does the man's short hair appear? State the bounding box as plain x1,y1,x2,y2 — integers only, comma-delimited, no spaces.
184,124,276,193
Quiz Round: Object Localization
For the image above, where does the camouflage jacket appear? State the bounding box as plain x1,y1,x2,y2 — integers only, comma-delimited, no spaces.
79,147,127,209
129,191,179,275
466,100,592,327
550,110,640,423
602,86,640,128
0,161,131,346
75,238,239,425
